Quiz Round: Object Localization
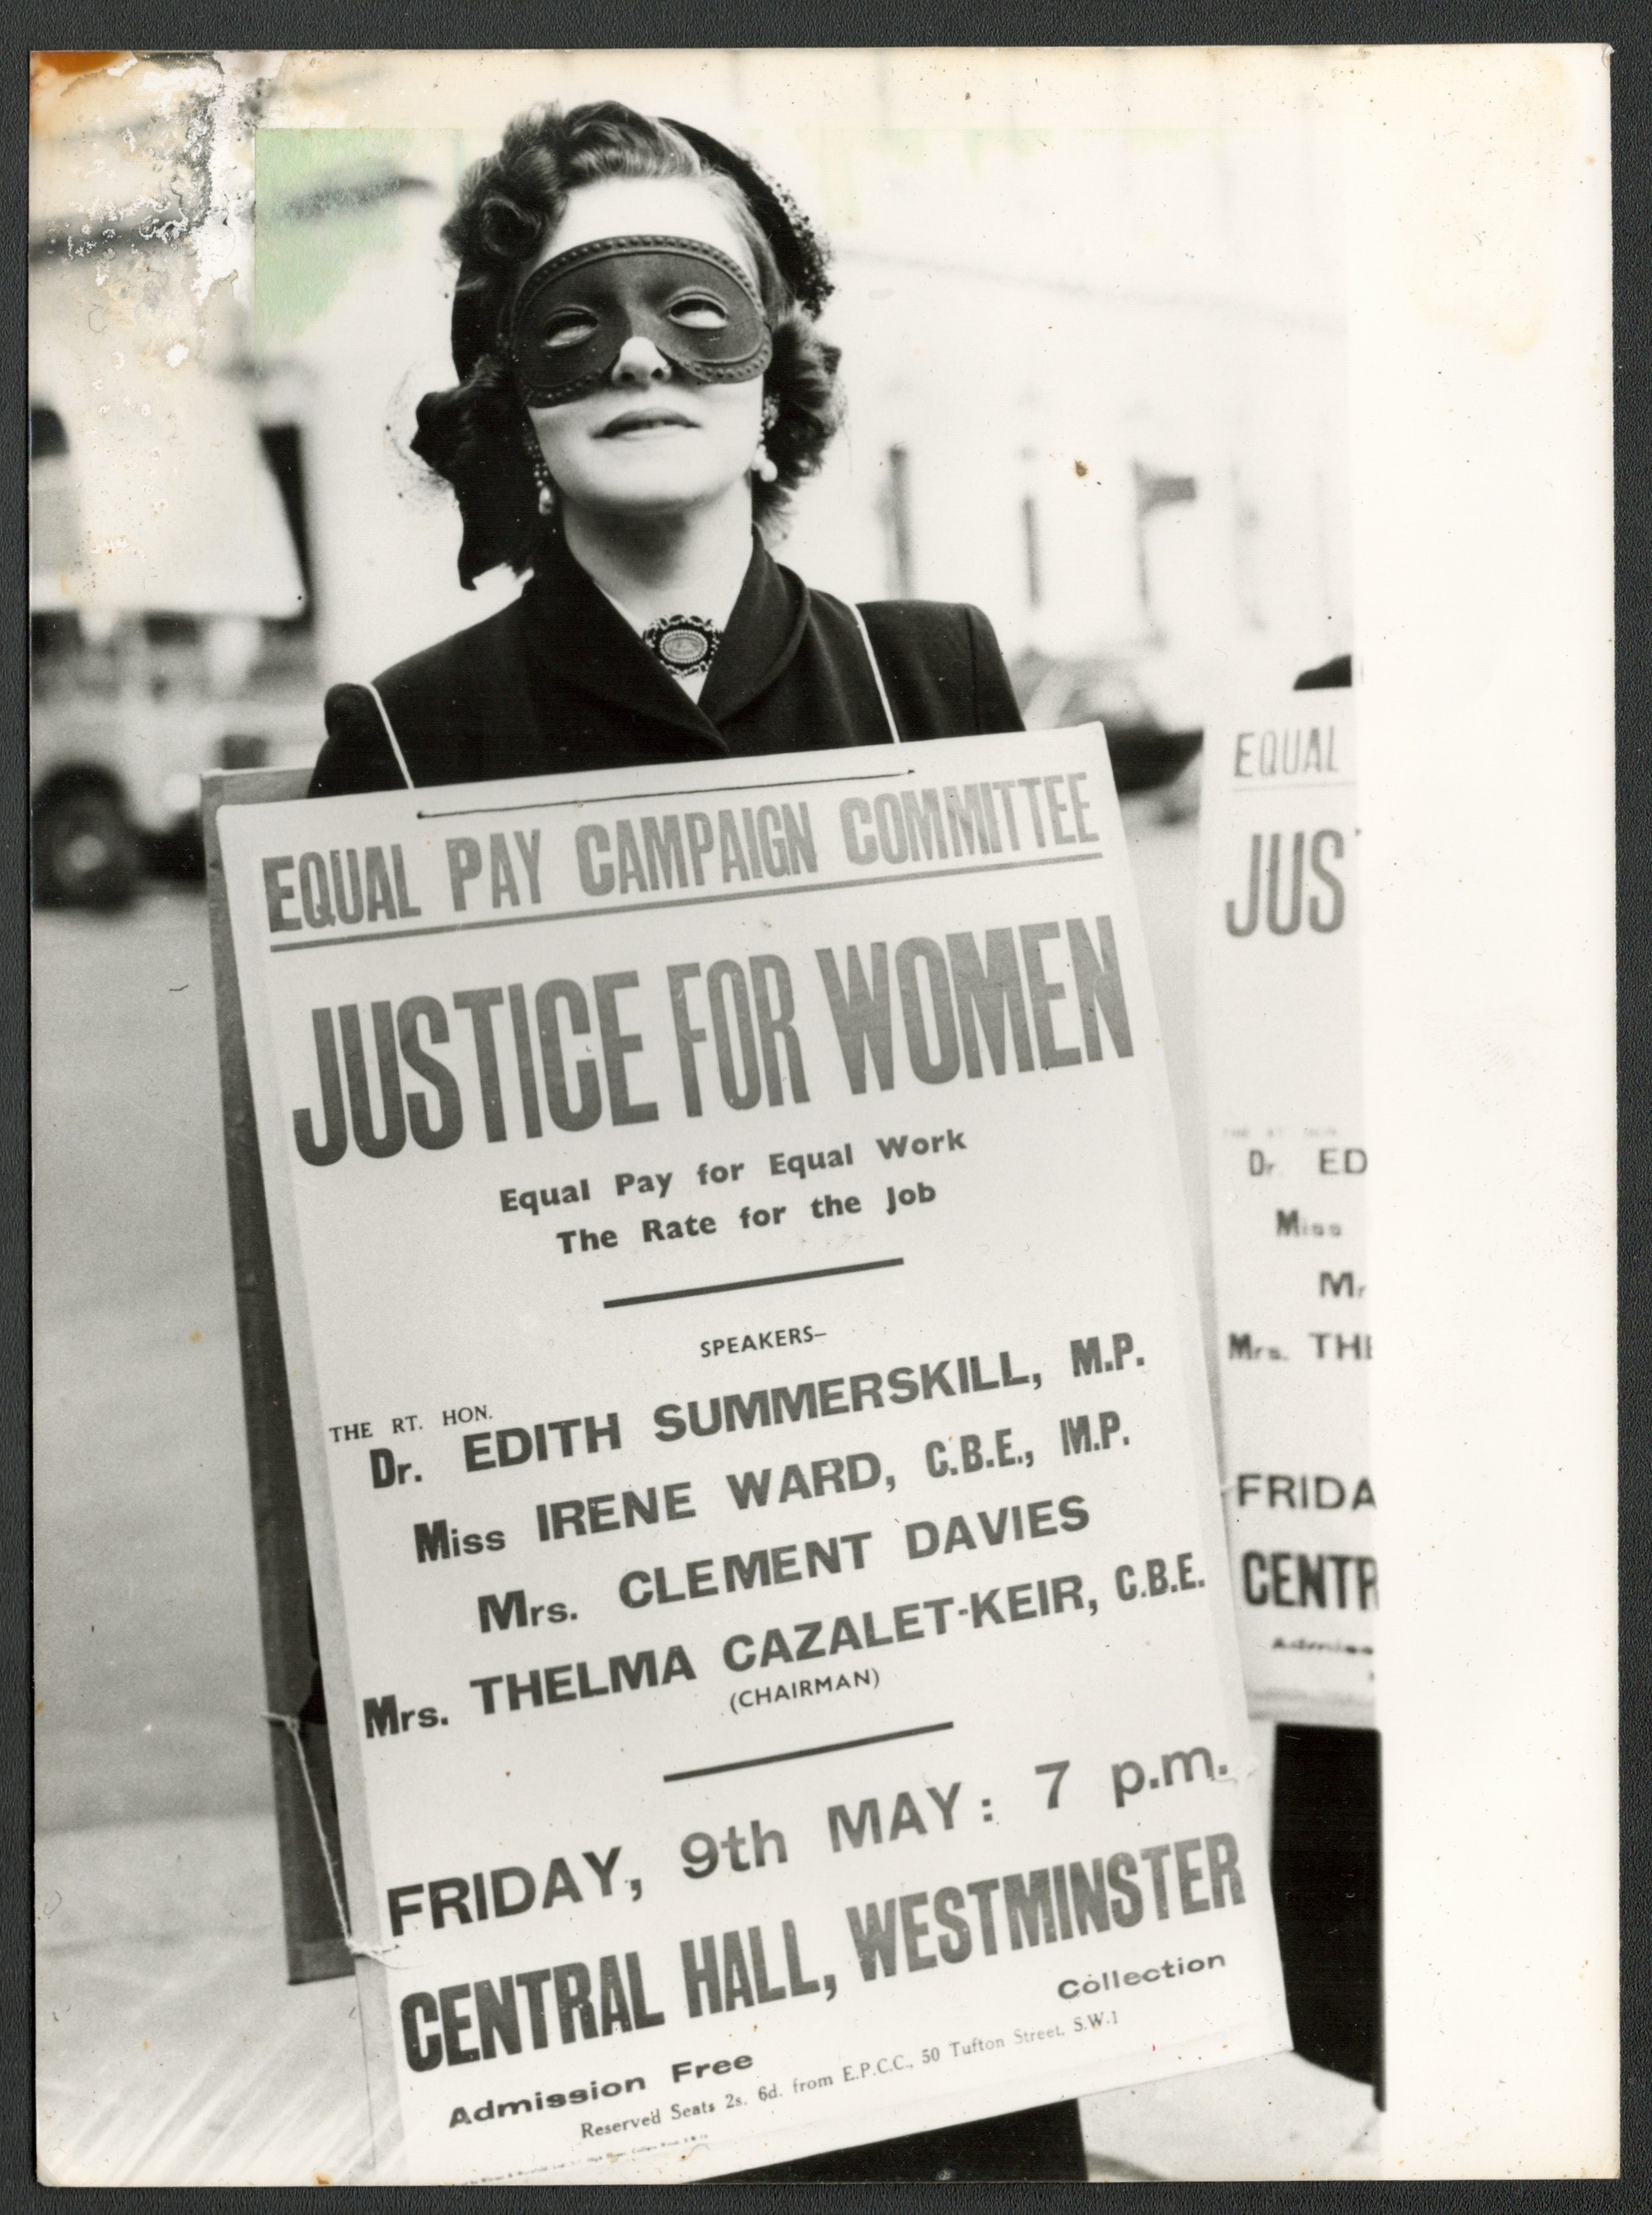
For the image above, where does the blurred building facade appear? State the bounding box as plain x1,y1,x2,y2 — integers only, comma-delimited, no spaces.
30,57,311,901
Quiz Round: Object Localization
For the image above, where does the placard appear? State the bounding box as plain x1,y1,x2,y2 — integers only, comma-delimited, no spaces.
1199,696,1374,1725
217,727,1288,2182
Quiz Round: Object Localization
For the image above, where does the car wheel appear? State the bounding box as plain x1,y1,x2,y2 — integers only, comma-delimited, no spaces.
33,790,143,911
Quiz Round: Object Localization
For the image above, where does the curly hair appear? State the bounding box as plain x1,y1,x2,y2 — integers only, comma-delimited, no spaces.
410,102,843,587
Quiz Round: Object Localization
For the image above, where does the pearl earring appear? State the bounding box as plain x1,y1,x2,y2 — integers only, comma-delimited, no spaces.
753,393,781,482
521,422,556,516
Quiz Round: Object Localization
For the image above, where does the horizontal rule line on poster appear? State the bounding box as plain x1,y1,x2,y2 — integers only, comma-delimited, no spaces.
266,850,1106,956
420,768,914,819
603,1256,904,1311
1223,781,1356,798
662,1718,955,1785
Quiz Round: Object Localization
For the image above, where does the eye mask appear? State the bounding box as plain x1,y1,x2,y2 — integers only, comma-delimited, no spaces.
508,234,772,407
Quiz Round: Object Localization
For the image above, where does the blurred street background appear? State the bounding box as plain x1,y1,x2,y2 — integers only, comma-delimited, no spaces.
30,47,1348,909
33,48,1370,2185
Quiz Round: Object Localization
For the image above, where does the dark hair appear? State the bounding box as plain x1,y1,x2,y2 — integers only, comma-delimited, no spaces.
411,101,843,587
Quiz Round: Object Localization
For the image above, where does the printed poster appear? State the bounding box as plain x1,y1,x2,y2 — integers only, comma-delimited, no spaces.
1200,696,1374,1725
217,726,1288,2182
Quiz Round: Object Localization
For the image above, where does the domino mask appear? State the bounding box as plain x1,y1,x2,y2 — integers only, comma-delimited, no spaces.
508,233,772,408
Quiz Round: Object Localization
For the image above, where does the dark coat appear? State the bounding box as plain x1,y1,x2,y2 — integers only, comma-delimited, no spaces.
308,527,1024,796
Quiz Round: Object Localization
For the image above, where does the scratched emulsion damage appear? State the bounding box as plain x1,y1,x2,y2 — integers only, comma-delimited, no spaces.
253,129,422,354
30,52,310,612
33,52,265,303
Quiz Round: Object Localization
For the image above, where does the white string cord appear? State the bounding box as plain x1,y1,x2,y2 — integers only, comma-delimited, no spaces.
263,1711,396,1962
361,680,416,791
851,605,903,746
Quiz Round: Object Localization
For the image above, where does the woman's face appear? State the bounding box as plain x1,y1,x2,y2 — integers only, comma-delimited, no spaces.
519,176,767,521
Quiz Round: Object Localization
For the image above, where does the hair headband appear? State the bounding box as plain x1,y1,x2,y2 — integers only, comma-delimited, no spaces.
448,114,834,385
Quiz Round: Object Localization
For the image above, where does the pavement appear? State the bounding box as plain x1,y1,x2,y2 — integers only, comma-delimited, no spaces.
34,881,271,1831
36,1816,373,2188
33,769,1378,2183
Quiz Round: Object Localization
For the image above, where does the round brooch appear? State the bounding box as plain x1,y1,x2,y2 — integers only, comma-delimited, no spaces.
642,614,723,680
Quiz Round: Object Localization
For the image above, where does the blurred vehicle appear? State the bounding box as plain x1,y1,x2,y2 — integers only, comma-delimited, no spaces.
1011,647,1203,794
29,382,316,910
30,608,321,909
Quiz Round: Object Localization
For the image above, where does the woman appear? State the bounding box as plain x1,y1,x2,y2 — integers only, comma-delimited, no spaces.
308,99,1083,2184
308,99,1023,796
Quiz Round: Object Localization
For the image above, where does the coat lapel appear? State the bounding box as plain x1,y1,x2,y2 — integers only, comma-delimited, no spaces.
698,542,811,723
521,531,726,752
521,531,812,754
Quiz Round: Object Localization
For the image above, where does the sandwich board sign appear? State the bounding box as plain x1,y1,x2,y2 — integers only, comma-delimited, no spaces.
211,727,1287,2182
1199,693,1375,1725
